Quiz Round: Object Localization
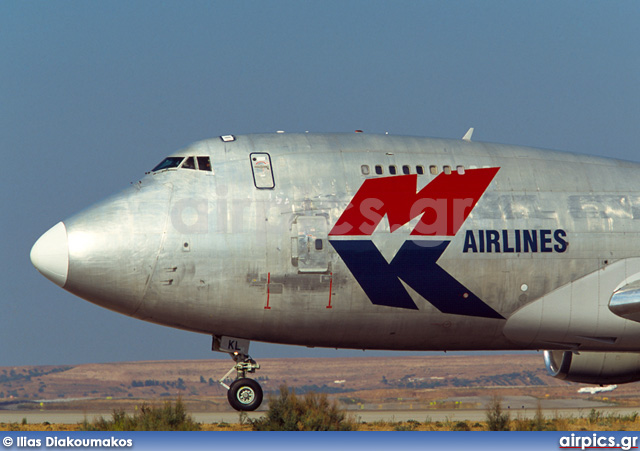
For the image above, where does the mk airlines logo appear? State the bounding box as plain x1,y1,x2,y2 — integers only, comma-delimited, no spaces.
328,168,504,319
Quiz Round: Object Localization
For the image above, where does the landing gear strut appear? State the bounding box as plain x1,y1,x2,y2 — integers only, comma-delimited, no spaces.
213,336,263,411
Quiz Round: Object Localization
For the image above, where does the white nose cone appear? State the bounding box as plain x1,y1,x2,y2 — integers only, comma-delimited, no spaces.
30,222,69,287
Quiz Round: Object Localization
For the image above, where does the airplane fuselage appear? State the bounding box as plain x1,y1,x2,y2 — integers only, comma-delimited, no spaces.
32,133,640,354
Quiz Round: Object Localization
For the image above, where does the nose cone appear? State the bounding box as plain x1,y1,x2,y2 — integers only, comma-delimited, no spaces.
30,222,69,287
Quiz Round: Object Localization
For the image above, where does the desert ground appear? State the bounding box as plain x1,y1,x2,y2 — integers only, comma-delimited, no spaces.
2,354,639,425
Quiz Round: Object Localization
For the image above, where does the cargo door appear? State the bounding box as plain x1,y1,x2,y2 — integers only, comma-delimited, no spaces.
293,216,328,273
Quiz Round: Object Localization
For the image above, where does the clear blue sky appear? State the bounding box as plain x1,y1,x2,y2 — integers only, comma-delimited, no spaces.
2,1,639,366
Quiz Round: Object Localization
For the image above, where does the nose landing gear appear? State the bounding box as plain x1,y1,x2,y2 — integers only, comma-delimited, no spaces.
213,336,264,411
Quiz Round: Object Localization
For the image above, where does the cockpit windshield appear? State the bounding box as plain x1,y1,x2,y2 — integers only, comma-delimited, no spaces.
151,155,214,174
151,157,184,172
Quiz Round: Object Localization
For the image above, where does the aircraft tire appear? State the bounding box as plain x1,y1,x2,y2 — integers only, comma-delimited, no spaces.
228,377,263,411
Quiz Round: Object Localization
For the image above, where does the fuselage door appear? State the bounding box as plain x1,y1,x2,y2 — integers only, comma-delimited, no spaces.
295,216,328,273
250,153,275,189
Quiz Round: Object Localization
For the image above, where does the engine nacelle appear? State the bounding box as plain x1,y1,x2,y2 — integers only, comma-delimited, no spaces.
544,350,640,384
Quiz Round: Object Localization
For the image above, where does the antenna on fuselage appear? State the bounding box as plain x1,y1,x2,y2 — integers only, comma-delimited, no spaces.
462,127,474,142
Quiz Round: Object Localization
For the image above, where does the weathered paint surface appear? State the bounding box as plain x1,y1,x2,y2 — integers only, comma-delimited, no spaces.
33,133,640,352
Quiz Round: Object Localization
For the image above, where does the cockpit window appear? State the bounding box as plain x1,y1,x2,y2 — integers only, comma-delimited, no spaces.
197,156,212,172
150,155,214,174
181,156,196,170
151,157,184,172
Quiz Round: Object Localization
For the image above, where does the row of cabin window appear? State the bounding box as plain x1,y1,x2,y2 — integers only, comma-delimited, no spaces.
361,164,466,176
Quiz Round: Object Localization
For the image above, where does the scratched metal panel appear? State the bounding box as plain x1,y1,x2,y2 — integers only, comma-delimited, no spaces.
295,216,329,273
46,133,640,352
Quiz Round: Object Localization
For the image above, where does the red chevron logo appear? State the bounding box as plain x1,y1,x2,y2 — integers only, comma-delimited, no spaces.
329,168,499,237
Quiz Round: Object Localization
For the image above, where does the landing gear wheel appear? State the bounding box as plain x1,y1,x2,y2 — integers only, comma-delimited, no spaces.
211,337,262,410
227,378,263,411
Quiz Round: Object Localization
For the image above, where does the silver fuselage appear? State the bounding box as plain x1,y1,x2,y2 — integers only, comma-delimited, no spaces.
31,133,640,352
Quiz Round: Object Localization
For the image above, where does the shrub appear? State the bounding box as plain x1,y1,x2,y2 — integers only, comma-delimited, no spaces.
251,384,356,431
513,402,547,431
80,398,200,431
452,421,470,431
620,412,639,422
394,422,417,431
588,408,602,425
531,402,547,431
485,396,510,431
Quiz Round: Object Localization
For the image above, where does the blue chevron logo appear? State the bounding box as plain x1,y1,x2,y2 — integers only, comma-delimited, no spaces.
329,239,503,318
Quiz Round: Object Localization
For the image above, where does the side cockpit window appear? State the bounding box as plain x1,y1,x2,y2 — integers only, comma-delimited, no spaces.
181,156,196,170
151,157,184,172
197,156,212,172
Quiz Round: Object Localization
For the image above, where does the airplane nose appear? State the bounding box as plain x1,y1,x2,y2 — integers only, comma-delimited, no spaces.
30,221,69,288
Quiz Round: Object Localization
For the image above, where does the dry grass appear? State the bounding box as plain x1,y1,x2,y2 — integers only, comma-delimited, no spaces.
3,411,639,432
